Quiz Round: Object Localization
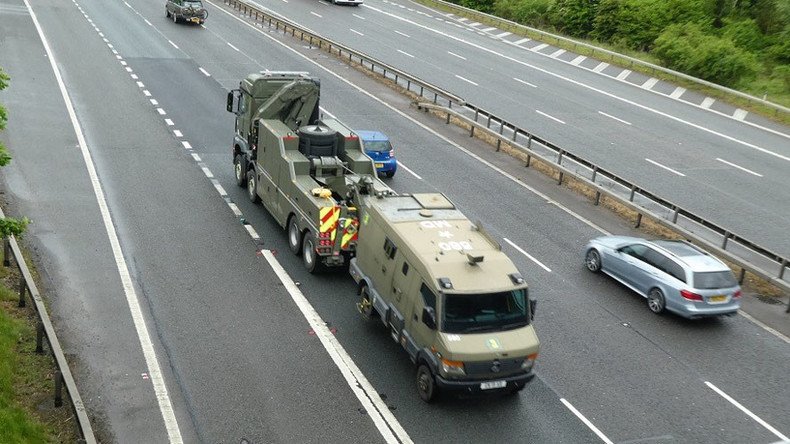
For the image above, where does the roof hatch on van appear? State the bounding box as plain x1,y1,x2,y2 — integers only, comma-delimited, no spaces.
412,193,455,210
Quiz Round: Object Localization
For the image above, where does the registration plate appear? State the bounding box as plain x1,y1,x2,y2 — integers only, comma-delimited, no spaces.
709,295,727,303
480,380,507,390
375,163,384,168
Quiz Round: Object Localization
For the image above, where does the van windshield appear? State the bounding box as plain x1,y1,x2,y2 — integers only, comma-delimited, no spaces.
442,289,529,334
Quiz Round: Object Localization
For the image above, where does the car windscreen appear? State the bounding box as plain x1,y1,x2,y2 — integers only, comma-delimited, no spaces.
442,289,529,334
184,1,202,7
363,140,391,153
693,271,737,289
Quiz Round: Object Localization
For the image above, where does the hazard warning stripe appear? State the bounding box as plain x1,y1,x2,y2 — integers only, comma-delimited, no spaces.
319,206,340,235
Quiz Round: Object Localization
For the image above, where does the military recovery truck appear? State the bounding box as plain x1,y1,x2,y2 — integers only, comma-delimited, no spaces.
227,71,540,401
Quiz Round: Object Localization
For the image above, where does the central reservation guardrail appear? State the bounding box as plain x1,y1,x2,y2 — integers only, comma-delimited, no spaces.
219,0,790,310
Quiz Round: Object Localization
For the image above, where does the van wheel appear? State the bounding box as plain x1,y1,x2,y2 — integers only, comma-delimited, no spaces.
302,232,321,273
287,217,302,256
416,364,436,403
234,155,246,187
358,285,374,319
246,169,259,203
647,288,666,314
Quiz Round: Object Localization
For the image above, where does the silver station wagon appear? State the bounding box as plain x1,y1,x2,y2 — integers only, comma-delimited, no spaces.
584,236,741,319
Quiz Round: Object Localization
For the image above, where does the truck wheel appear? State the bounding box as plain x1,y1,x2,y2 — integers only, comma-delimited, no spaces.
302,232,321,273
358,285,375,319
287,217,302,256
234,155,246,187
416,364,437,403
246,169,259,203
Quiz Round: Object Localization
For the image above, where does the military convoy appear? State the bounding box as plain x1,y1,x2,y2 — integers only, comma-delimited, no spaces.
227,71,540,401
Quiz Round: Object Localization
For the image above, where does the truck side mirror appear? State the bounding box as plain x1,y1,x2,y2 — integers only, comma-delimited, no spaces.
529,298,537,320
422,307,436,330
227,89,241,114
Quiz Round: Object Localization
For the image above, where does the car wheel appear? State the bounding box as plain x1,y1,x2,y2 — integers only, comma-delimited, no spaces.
647,288,666,314
246,169,259,203
385,171,395,178
234,155,246,187
585,249,602,273
287,217,302,256
416,364,436,403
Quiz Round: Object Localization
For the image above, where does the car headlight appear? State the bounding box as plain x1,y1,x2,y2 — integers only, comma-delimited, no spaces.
521,353,538,371
440,358,465,377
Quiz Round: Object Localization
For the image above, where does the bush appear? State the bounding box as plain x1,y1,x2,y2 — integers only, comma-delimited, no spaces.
549,0,597,38
653,23,759,86
493,0,554,28
722,19,768,52
456,0,496,13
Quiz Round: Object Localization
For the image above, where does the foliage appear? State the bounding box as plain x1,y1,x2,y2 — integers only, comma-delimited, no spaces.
722,18,769,52
493,0,554,27
549,0,598,37
0,67,29,237
653,23,759,85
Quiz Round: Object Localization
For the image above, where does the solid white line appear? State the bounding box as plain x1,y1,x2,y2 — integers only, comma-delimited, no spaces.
701,97,715,109
227,42,239,51
536,110,565,124
514,78,537,88
397,49,414,58
181,141,192,149
503,238,551,272
243,224,260,239
592,62,609,73
454,74,477,86
646,158,685,176
24,0,183,441
669,86,686,99
173,130,183,138
144,18,152,26
165,119,174,126
642,77,659,89
598,111,631,126
715,158,763,177
513,37,530,45
260,250,409,444
168,40,179,49
561,398,614,444
570,55,586,65
350,28,364,36
447,51,466,60
396,161,422,180
310,11,322,17
352,13,365,19
705,382,789,441
737,311,790,344
394,30,410,37
199,67,211,77
532,43,548,52
616,70,631,80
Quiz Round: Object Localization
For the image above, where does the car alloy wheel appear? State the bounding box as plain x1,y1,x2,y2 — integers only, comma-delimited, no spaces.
585,249,601,273
647,288,666,314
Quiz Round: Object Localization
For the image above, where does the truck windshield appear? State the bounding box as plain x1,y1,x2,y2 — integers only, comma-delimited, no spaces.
442,289,529,334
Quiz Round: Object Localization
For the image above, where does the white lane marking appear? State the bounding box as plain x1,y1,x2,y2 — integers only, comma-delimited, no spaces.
168,40,179,49
310,11,322,17
130,74,138,80
144,18,152,26
468,21,480,27
243,224,260,239
669,87,686,99
260,250,409,444
549,48,565,58
199,67,210,77
396,161,422,180
642,77,659,89
503,238,551,272
394,30,410,37
352,13,365,19
454,74,477,86
26,0,183,440
350,28,364,36
157,108,166,115
738,311,790,344
512,37,530,45
598,111,631,126
173,130,183,138
447,51,466,60
536,110,565,124
715,158,763,177
182,141,192,149
212,181,227,196
190,153,201,162
201,167,214,178
227,42,240,51
494,31,511,38
165,119,174,126
116,55,123,60
397,49,414,58
514,78,537,88
457,17,468,22
561,398,614,444
100,32,106,38
570,55,586,66
646,158,685,176
480,26,496,32
125,67,133,72
136,81,145,88
143,90,152,97
701,97,715,109
616,70,631,80
705,382,789,441
120,61,128,66
228,202,242,217
532,43,548,52
107,43,113,48
150,99,159,106
733,109,748,121
592,62,609,73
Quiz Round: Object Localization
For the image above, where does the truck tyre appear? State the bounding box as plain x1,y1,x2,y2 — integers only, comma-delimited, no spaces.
302,232,321,273
416,364,437,403
287,217,302,256
234,155,246,187
358,285,375,319
246,169,259,203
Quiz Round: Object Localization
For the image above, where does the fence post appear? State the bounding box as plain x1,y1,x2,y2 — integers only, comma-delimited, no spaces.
722,232,730,249
36,321,45,354
635,213,643,228
54,370,63,408
594,191,601,206
672,206,680,224
738,268,746,284
629,185,636,202
18,275,26,308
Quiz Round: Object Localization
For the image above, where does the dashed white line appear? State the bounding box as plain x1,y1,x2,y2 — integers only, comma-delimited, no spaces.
228,202,242,217
130,74,138,80
144,18,152,26
532,43,548,52
570,55,586,66
669,86,686,99
143,90,152,97
107,43,113,48
136,81,145,88
705,382,789,441
397,49,414,58
157,108,166,115
561,399,614,444
350,29,364,36
514,78,537,88
468,21,480,27
199,67,211,77
244,224,260,239
503,238,551,272
549,49,566,58
212,181,227,196
447,51,466,60
120,61,128,66
201,167,213,178
227,42,240,51
181,141,192,149
733,108,748,121
191,153,201,162
165,119,174,126
173,130,183,138
396,161,421,180
310,11,322,17
512,37,530,45
168,40,179,49
480,26,496,32
114,54,121,59
641,77,659,89
715,158,763,177
352,13,365,19
701,97,716,109
598,111,631,126
454,74,478,86
592,62,609,73
494,31,511,38
646,158,685,176
394,30,410,37
536,110,565,124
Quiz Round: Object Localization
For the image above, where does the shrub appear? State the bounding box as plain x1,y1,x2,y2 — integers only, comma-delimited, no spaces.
549,0,598,38
722,19,768,52
493,0,554,28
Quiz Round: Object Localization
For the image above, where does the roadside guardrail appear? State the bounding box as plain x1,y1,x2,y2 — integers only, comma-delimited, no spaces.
416,0,790,119
0,208,96,443
220,0,790,310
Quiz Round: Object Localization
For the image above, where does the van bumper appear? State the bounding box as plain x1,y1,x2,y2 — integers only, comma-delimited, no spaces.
435,371,535,393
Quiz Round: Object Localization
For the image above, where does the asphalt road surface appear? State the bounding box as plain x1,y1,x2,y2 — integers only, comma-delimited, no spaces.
0,0,788,443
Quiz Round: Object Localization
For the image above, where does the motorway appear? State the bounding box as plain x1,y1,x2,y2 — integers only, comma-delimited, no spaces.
248,0,790,256
0,0,789,442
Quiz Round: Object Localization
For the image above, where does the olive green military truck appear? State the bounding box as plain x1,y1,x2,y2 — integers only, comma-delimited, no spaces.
227,72,540,401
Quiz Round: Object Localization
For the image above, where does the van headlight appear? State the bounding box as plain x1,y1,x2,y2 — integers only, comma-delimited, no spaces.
440,358,466,377
521,353,538,371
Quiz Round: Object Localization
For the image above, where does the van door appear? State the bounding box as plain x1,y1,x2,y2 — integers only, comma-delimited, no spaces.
405,282,438,357
387,253,411,342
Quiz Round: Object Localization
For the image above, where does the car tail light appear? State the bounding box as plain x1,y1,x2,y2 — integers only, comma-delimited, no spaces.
733,290,742,299
681,290,704,301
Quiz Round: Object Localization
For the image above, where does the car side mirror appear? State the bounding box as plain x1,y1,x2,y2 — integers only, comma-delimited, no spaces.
529,298,537,320
227,89,241,114
422,307,436,330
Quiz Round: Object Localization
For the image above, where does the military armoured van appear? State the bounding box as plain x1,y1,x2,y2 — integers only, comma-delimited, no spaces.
350,193,540,402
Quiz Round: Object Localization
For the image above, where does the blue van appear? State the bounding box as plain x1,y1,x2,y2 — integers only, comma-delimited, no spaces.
358,130,397,178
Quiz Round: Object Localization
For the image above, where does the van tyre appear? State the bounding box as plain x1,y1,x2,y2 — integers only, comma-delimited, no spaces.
234,155,246,187
416,364,436,403
647,288,666,314
302,232,321,274
287,217,302,256
246,169,259,203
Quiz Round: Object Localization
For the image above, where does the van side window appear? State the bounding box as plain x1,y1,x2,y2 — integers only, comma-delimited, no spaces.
420,284,436,310
401,262,409,276
383,237,397,260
